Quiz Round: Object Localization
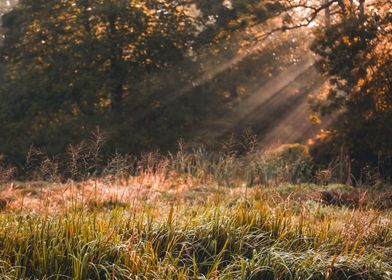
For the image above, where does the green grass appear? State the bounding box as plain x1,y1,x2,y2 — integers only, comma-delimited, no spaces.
0,144,391,279
0,182,391,279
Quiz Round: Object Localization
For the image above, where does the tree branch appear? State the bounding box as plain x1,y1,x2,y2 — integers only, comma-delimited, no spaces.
254,0,338,41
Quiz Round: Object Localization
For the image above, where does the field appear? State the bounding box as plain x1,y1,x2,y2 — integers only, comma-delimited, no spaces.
0,1,391,279
0,148,392,280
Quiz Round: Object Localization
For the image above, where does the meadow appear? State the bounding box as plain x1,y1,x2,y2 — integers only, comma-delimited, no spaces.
0,144,391,279
0,1,391,279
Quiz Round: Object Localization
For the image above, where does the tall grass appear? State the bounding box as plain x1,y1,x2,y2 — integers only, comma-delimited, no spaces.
0,136,390,279
0,192,391,279
1,131,389,187
3,139,331,187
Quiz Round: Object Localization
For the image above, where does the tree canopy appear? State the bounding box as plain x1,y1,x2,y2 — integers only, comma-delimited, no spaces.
0,0,391,178
0,0,288,161
308,0,392,176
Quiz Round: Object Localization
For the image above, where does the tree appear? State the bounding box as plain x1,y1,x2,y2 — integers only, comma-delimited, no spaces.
232,0,391,179
308,0,392,179
0,0,17,84
0,0,199,158
0,0,288,162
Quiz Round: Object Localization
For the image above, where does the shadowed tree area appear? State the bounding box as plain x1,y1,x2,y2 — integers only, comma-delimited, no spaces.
0,0,288,161
0,0,391,179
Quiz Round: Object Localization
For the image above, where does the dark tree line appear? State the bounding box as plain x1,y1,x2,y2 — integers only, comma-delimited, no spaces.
0,0,391,180
309,0,392,180
0,0,294,162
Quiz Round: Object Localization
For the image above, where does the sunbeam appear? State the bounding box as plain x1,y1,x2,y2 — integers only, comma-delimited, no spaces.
130,36,278,126
193,54,318,145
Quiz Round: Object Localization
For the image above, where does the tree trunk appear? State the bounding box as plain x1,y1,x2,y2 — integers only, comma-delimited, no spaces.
359,0,365,18
324,0,331,27
107,3,125,118
80,0,91,34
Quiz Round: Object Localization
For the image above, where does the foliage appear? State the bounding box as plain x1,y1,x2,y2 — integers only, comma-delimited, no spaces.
309,0,392,178
0,0,390,180
0,0,289,163
0,0,197,160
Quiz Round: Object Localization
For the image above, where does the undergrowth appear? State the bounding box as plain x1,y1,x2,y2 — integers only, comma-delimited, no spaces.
0,133,365,187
